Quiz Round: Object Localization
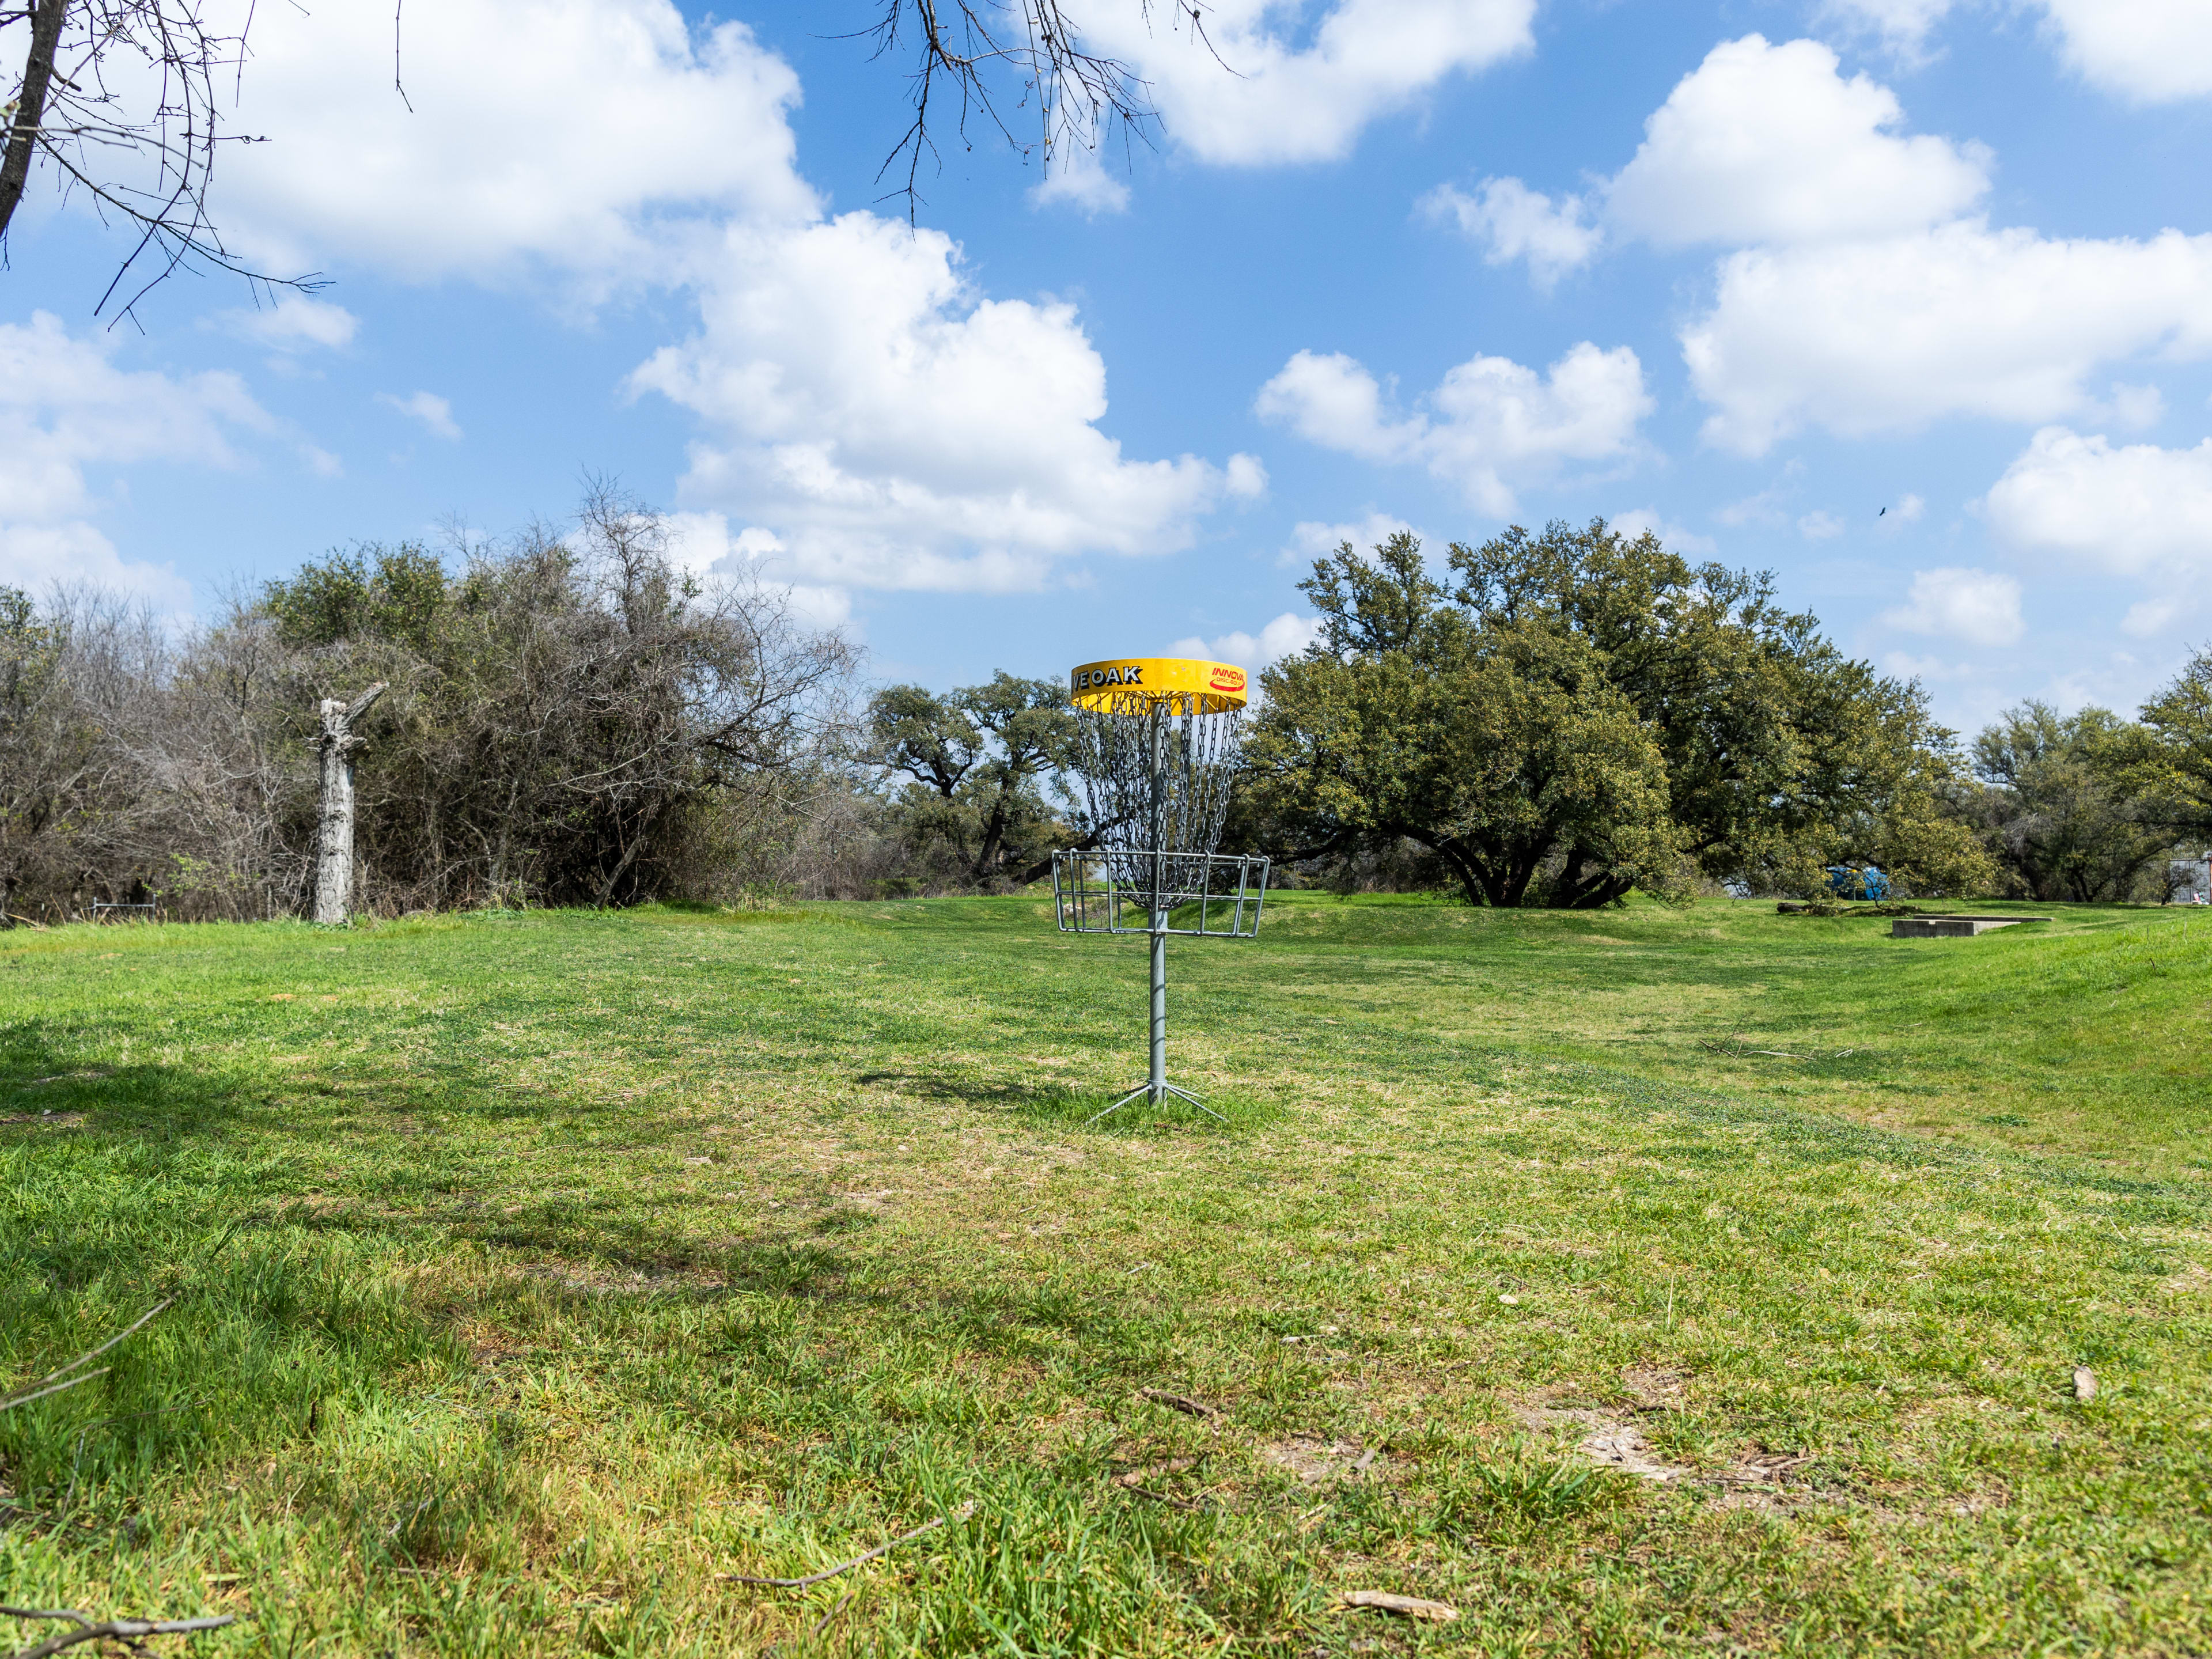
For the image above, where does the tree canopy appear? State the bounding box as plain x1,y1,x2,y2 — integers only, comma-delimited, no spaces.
865,672,1080,889
1245,521,1992,907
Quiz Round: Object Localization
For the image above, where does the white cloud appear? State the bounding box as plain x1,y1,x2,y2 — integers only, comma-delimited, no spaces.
1888,493,1926,524
1883,650,1978,683
1881,566,2026,646
1607,37,1990,250
1821,2,2212,100
1984,426,2212,579
1612,508,1715,555
0,312,268,609
214,0,815,283
2093,381,2168,430
2121,597,2186,638
1820,0,1957,56
1798,509,1846,540
660,510,853,630
1167,613,1324,673
200,0,1250,596
1422,177,1600,285
1086,0,1534,168
222,294,359,351
1029,146,1131,216
632,213,1244,591
377,391,463,442
1281,512,1429,568
1225,453,1270,499
2039,0,2212,104
1255,342,1652,514
1685,222,2212,454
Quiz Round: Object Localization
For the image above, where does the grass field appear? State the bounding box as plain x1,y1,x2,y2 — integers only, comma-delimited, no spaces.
3,893,2210,1656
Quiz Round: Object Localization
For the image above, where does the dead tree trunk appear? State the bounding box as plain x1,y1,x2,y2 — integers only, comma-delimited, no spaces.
313,683,385,925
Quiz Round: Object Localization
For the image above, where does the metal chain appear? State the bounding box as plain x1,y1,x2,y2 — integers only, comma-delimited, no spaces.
1075,690,1244,911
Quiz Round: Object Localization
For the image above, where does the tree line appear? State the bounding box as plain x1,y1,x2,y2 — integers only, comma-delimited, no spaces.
6,513,2210,923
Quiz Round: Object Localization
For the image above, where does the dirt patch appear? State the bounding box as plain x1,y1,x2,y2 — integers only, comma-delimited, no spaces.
0,1111,85,1128
1263,1436,1380,1484
1515,1399,1690,1482
1619,1367,1688,1411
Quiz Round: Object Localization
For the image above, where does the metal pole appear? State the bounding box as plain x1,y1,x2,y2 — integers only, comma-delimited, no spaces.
1149,702,1166,1104
1149,908,1167,1103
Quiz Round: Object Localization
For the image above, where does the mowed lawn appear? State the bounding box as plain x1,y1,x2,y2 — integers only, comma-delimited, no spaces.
3,893,2210,1656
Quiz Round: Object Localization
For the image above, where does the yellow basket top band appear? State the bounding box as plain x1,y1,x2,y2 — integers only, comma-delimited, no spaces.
1069,657,1248,713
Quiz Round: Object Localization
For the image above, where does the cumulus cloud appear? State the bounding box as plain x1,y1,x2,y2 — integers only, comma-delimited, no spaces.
1612,508,1716,555
1421,177,1600,285
1607,37,1990,249
2039,0,2212,104
1029,146,1131,215
1798,510,1846,540
658,510,854,631
222,295,359,352
1167,613,1324,674
1984,426,2212,581
214,0,815,283
0,312,269,608
1282,512,1430,567
1084,0,1533,168
632,213,1254,590
1684,222,2212,453
1254,342,1652,514
1820,0,1958,56
1820,2,2212,100
1438,36,2206,453
1881,567,2026,646
2120,598,2186,638
377,391,463,441
190,0,1256,596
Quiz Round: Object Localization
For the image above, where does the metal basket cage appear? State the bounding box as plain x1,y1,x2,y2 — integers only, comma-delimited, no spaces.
1051,849,1270,939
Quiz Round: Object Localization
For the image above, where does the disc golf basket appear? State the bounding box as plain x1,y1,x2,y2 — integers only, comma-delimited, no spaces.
1051,657,1270,1123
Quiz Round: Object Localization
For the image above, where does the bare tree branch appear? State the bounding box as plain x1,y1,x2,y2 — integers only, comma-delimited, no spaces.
859,0,1195,220
3,1607,237,1659
2,0,324,319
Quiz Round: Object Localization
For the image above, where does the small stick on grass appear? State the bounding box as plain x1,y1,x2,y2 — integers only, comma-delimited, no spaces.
2,1607,237,1659
810,1588,857,1637
0,1370,109,1415
1,1299,174,1414
722,1502,976,1589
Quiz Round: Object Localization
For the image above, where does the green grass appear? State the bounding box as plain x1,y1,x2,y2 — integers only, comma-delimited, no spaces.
2,893,2209,1656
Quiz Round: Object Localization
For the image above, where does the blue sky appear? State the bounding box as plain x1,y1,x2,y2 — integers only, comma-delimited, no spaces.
5,0,2210,737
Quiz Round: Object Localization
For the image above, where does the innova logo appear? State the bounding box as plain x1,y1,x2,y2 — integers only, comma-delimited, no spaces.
1209,666,1246,693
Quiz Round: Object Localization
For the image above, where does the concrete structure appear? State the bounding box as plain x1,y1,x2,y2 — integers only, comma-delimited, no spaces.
1891,915,2046,938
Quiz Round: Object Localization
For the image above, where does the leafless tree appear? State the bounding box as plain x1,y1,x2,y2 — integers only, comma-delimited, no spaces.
863,0,1225,215
1,0,319,317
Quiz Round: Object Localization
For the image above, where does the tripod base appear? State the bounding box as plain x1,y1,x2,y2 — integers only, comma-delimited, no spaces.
1086,1079,1228,1126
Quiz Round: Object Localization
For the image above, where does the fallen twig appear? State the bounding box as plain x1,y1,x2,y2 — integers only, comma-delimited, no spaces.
0,1370,109,1415
1137,1388,1218,1419
2,1300,175,1413
2,1607,236,1659
722,1502,976,1589
810,1588,857,1637
1339,1589,1457,1622
41,1300,173,1387
1696,1039,1815,1060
